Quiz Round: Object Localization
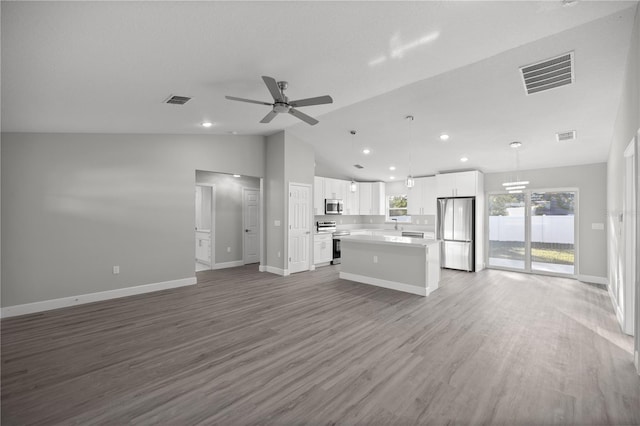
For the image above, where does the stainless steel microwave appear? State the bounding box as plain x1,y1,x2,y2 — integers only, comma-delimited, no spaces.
325,199,343,215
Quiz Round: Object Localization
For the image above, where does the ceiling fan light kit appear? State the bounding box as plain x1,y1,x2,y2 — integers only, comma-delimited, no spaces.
225,76,333,126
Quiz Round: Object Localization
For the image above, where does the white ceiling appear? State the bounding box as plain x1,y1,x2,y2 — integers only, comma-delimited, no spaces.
2,1,638,180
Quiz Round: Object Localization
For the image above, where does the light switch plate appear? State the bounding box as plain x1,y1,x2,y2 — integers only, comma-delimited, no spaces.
591,223,604,230
274,220,281,227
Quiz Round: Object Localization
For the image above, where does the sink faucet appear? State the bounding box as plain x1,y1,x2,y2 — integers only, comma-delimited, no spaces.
392,218,398,230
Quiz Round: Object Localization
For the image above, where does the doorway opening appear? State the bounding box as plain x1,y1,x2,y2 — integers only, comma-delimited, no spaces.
487,189,577,276
195,184,214,272
195,170,262,271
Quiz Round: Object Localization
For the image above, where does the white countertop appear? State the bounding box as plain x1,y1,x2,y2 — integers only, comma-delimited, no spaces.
340,234,441,248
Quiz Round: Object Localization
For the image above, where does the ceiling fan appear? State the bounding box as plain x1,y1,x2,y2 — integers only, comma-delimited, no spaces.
225,76,333,126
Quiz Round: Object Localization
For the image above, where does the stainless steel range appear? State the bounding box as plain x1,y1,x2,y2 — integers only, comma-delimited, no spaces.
317,220,350,265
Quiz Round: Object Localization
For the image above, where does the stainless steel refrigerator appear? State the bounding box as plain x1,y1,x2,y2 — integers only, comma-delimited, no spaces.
437,197,475,272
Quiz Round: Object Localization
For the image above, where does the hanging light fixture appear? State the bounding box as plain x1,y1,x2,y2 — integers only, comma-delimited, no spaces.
502,141,529,188
349,130,358,192
405,115,415,188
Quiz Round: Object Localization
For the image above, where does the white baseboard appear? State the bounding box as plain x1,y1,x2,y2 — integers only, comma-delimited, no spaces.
608,284,626,333
635,350,639,375
211,260,244,270
339,272,427,297
264,266,290,276
259,265,266,272
1,277,197,319
577,274,608,285
310,265,316,271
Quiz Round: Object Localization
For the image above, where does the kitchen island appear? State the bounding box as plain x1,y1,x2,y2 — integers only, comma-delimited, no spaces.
339,235,441,296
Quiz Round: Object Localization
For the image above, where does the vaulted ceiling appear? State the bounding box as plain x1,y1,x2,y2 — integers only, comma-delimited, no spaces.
2,1,637,180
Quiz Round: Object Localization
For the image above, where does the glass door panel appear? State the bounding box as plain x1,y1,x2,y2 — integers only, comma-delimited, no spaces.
530,191,575,275
488,193,526,270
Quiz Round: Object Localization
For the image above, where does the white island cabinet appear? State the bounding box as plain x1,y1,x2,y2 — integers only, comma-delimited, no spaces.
339,235,441,296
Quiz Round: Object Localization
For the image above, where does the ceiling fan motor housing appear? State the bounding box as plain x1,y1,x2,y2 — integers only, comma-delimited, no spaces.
274,102,291,113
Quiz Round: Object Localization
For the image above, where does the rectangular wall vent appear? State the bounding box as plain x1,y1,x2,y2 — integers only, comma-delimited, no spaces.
353,164,364,169
164,95,192,105
556,130,577,142
520,52,574,95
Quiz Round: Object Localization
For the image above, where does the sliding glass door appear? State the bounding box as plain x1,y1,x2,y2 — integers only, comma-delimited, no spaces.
488,190,576,276
488,193,526,270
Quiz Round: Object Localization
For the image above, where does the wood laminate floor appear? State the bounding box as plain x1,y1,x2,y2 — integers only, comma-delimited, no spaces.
2,266,639,425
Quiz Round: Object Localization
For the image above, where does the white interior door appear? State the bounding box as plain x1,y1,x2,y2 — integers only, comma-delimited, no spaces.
288,183,311,274
243,188,260,264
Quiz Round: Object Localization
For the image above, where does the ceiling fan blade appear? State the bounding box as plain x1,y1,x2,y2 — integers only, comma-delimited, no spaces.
289,108,319,126
289,95,333,108
260,110,279,124
225,96,272,106
262,76,284,102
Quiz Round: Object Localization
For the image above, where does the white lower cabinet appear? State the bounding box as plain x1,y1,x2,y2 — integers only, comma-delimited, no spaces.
314,234,333,264
195,232,211,265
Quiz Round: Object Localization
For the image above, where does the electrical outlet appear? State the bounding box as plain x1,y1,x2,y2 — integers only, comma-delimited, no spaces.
369,219,373,223
274,220,281,227
373,256,378,263
113,265,120,275
278,251,281,258
227,247,231,253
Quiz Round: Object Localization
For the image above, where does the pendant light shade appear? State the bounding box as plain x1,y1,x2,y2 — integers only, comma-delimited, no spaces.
350,180,357,192
406,176,415,188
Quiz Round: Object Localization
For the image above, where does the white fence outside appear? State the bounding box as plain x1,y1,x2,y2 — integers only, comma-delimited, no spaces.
489,215,574,244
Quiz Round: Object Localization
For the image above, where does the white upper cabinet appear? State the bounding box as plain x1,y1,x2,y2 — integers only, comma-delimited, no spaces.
359,182,373,215
314,177,360,215
436,171,482,198
407,176,436,215
344,182,359,215
360,182,385,215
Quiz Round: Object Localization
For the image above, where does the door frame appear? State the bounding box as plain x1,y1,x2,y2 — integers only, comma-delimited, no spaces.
623,138,636,336
242,187,261,265
485,187,579,279
288,182,313,274
196,183,216,268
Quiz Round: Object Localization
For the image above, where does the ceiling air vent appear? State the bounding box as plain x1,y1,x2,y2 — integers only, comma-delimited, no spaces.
556,130,577,142
353,164,364,169
520,52,574,95
164,95,192,105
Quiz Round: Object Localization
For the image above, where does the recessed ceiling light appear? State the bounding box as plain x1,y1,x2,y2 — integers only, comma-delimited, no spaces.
229,131,238,135
506,185,526,190
502,181,530,186
390,176,395,180
201,122,213,128
460,157,468,162
510,141,522,148
233,174,241,178
362,149,371,154
440,134,450,141
389,166,396,171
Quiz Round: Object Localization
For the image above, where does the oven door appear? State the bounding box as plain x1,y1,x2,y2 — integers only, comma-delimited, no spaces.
331,238,341,264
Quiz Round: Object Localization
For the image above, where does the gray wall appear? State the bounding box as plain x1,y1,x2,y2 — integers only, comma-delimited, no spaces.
1,132,265,307
485,163,607,279
265,132,285,270
606,6,639,359
195,171,260,265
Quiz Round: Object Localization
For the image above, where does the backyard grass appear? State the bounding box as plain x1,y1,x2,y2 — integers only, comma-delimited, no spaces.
489,241,574,265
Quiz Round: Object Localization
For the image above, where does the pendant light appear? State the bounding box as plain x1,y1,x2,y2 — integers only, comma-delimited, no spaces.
502,141,529,192
405,115,415,188
350,130,358,192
